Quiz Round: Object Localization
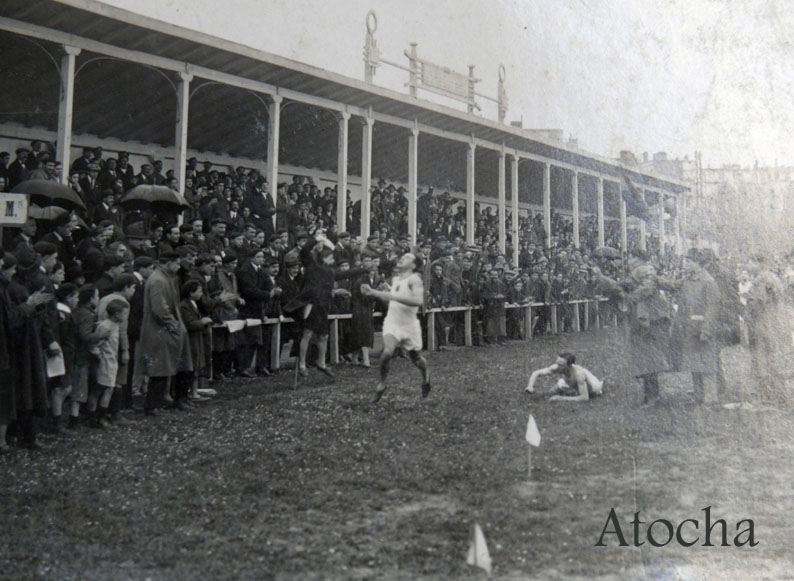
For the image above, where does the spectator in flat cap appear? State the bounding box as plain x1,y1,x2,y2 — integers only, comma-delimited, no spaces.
9,218,37,253
96,254,126,297
201,219,227,257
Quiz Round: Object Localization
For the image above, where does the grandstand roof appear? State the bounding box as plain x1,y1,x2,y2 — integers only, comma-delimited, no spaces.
0,0,687,194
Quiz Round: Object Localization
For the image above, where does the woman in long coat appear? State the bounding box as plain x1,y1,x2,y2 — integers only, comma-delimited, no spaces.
594,261,672,403
139,252,192,413
0,254,50,449
349,255,380,366
669,258,721,401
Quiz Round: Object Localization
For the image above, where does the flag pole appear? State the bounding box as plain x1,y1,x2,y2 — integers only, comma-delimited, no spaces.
527,444,532,479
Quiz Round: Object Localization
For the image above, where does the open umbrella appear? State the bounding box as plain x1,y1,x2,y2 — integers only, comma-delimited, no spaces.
12,180,86,211
120,185,190,213
593,246,622,259
28,204,88,229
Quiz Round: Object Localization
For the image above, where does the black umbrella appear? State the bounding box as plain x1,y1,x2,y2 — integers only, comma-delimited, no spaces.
12,180,86,211
28,204,88,229
120,185,190,213
593,246,622,259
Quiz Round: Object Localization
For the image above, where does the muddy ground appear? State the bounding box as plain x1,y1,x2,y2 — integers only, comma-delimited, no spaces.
1,328,792,580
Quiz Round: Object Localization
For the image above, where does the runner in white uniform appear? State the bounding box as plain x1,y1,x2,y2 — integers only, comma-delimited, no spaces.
361,253,431,402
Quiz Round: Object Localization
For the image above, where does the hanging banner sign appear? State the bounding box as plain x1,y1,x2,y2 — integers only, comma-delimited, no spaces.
420,61,470,97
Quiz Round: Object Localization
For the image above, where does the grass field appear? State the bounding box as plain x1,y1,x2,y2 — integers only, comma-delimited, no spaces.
2,328,793,580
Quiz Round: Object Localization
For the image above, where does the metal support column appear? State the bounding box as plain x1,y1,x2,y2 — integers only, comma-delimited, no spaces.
336,112,350,231
56,45,80,184
267,95,282,232
466,140,476,245
408,125,419,245
360,114,374,240
498,147,506,254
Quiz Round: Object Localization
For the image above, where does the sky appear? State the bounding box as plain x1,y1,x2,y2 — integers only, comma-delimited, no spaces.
90,0,794,168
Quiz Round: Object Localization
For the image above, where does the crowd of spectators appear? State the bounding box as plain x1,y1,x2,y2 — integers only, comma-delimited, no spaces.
0,139,663,451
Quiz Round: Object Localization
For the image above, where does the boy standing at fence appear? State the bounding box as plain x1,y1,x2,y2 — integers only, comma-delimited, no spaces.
88,299,127,428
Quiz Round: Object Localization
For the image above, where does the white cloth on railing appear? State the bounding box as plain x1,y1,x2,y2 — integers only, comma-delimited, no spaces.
224,320,246,333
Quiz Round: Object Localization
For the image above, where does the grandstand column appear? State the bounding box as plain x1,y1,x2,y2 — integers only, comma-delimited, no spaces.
639,219,647,253
267,95,282,231
174,71,193,211
408,125,419,245
510,153,519,267
680,195,688,253
337,111,350,231
597,177,605,247
572,171,580,249
620,190,627,254
497,147,506,254
466,139,476,245
360,113,374,240
543,162,551,248
56,46,81,184
674,196,683,255
658,191,666,256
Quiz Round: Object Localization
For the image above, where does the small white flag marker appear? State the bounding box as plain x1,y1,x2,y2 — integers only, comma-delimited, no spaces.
466,523,492,575
525,414,541,447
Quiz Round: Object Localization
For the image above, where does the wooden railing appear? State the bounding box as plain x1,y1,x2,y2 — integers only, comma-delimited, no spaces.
210,297,613,370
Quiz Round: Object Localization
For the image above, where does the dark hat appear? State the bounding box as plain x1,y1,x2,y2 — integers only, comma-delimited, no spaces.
337,231,350,239
277,182,288,189
97,220,113,230
15,248,41,271
210,217,227,226
91,225,107,237
55,282,78,302
126,221,146,240
133,256,154,269
118,151,129,159
196,253,215,267
112,273,137,291
367,234,380,242
179,224,193,233
15,147,29,155
33,241,57,256
229,230,244,239
284,255,300,267
336,257,350,266
222,253,239,264
176,244,198,257
263,255,278,267
101,188,115,198
160,250,180,261
1,253,17,269
296,228,309,239
104,254,124,268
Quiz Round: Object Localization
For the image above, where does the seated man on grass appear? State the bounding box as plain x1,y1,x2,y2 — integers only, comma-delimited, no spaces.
525,352,604,402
